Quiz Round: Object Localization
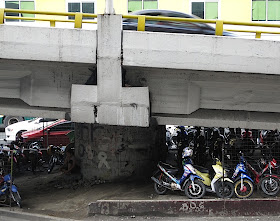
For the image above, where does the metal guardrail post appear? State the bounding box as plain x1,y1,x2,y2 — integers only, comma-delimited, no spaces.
255,31,261,39
50,20,55,27
74,12,83,28
215,20,224,36
105,0,115,14
0,8,4,24
137,15,145,31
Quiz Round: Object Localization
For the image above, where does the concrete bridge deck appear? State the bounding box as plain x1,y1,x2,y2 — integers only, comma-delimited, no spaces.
1,19,280,129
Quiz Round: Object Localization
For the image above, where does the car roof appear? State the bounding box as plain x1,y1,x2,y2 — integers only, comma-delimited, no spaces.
130,9,196,19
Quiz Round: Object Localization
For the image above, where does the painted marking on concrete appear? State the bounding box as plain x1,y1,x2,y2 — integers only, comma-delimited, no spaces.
98,151,110,169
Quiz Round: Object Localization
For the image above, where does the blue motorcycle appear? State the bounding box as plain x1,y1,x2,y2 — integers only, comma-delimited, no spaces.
232,155,254,198
0,174,22,207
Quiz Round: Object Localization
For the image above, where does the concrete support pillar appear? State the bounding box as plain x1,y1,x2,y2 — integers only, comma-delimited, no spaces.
71,14,150,127
97,14,122,103
75,123,165,181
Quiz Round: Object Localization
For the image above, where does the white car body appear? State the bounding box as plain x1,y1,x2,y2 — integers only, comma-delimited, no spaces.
5,118,55,142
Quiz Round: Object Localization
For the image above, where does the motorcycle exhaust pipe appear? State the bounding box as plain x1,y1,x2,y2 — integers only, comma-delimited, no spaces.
151,177,171,189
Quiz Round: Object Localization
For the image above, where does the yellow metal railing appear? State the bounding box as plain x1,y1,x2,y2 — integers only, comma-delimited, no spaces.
0,8,97,28
122,14,280,39
1,8,280,39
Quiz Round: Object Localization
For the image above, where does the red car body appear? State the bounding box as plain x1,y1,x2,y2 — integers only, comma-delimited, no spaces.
21,120,74,148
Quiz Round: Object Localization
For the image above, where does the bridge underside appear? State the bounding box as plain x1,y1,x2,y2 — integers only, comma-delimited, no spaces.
125,66,280,130
0,58,279,129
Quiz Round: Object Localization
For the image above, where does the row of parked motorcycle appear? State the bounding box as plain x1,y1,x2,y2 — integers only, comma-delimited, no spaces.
167,126,280,166
151,144,280,199
0,141,65,175
0,142,66,207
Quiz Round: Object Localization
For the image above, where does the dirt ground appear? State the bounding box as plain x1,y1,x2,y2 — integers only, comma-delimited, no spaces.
6,168,157,220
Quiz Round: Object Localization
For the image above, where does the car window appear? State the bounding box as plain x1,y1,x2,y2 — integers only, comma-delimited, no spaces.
165,11,212,30
49,122,74,132
124,12,164,25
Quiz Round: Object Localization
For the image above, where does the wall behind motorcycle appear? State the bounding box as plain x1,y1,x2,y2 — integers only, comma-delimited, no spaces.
75,121,165,181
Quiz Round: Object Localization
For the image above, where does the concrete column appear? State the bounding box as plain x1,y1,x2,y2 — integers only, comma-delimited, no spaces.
75,123,165,181
71,14,150,127
97,14,122,103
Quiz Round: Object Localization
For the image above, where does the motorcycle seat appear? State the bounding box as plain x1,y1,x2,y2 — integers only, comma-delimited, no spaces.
194,165,209,174
159,161,178,171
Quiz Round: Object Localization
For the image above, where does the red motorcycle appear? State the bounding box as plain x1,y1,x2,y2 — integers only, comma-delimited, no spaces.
246,157,280,196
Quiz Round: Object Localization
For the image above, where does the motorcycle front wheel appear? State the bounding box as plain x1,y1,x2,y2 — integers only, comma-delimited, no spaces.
11,191,22,208
260,176,280,197
215,181,234,198
153,173,168,195
234,179,254,198
184,179,206,199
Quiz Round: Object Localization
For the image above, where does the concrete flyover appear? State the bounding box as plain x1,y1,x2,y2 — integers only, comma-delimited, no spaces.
0,15,280,129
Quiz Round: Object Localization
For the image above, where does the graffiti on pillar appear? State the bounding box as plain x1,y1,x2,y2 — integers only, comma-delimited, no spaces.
78,144,85,158
179,202,205,213
98,151,110,169
81,125,89,141
86,144,94,160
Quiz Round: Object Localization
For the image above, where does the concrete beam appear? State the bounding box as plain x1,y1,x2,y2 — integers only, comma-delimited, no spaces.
125,67,280,115
0,98,69,119
123,31,280,75
0,25,97,63
154,109,280,130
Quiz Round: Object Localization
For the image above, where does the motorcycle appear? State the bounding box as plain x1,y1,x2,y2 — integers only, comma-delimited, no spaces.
151,146,206,199
256,158,280,196
10,143,27,174
28,142,44,174
0,173,21,208
47,145,64,174
232,155,254,198
194,159,234,198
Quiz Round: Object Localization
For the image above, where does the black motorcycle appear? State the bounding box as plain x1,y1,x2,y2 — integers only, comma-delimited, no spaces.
47,145,64,174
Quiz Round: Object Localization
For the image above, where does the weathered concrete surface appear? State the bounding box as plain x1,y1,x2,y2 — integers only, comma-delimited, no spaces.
0,25,96,63
89,199,280,217
71,15,150,127
1,22,280,128
154,109,280,130
123,31,280,75
126,67,280,129
75,123,165,181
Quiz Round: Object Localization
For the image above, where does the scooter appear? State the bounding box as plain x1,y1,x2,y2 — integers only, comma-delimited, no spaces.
151,146,206,199
232,155,254,198
194,159,234,198
47,145,64,174
0,174,21,208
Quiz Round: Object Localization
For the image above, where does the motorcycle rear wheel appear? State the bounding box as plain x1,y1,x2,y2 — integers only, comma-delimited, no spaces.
184,179,206,199
234,179,253,198
48,156,55,174
215,181,234,198
260,176,280,196
153,173,168,195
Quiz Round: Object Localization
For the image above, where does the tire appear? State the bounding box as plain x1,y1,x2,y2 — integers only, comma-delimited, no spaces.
153,173,168,195
184,179,206,199
215,181,234,198
234,179,254,198
48,156,55,174
11,191,22,208
16,130,27,138
260,176,280,197
3,116,24,127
